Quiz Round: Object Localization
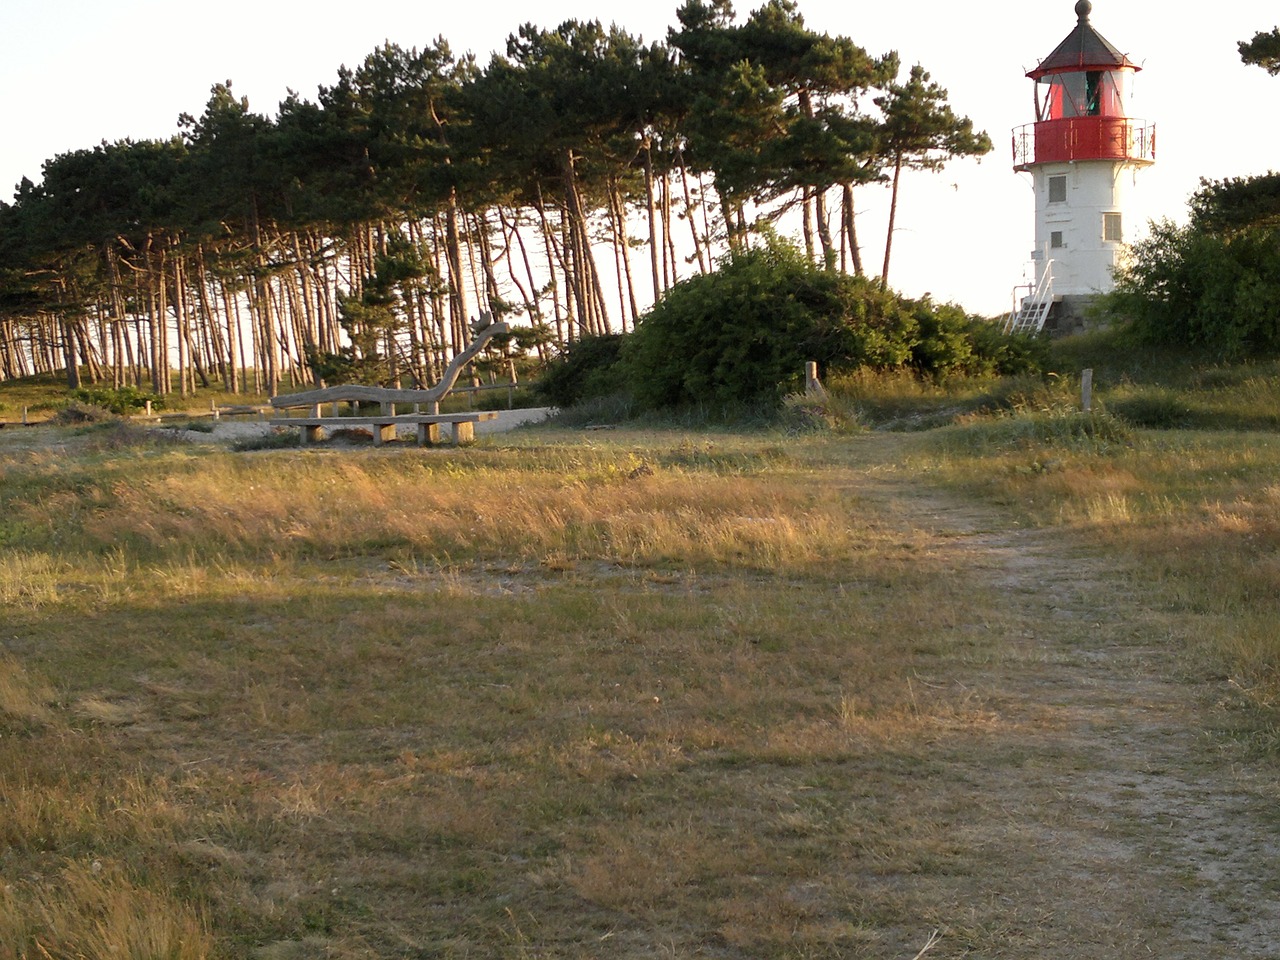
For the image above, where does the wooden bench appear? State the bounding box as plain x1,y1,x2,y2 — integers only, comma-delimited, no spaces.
269,321,509,447
271,398,497,446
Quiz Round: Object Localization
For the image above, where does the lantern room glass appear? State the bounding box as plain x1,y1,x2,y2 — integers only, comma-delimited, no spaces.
1037,70,1128,120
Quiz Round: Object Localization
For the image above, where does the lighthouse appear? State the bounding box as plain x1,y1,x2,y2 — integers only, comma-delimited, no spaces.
1007,1,1155,333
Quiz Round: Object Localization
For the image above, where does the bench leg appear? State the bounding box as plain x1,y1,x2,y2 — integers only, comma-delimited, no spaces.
374,423,396,446
417,422,442,446
303,425,323,444
452,421,476,444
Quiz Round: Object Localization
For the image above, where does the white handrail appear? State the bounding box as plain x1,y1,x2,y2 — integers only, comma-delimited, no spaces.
1005,260,1054,334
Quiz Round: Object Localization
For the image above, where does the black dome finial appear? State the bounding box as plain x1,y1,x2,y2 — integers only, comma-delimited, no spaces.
1075,0,1093,21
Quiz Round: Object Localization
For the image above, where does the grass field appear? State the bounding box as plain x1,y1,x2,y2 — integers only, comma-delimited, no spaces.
2,360,1279,958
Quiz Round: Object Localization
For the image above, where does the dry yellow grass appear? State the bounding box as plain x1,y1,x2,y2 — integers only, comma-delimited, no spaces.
0,860,213,960
2,421,1279,957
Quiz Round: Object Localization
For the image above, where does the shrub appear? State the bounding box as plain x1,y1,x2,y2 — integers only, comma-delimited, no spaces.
1104,175,1280,358
52,402,116,425
69,386,162,415
622,238,1045,413
624,240,917,412
531,334,627,408
965,317,1050,377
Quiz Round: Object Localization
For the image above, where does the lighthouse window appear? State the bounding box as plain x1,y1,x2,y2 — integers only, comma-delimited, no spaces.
1050,231,1065,249
1048,176,1067,203
1103,213,1123,242
1086,72,1103,116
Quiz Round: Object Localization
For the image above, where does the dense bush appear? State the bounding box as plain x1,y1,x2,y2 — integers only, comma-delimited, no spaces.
530,239,1047,414
623,239,1041,411
531,334,627,408
908,300,1047,379
1105,174,1280,358
623,242,914,411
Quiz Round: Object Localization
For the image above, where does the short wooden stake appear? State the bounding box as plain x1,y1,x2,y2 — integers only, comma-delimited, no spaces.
805,361,827,399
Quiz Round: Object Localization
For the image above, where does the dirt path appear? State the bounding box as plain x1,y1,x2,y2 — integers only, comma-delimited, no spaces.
859,471,1280,958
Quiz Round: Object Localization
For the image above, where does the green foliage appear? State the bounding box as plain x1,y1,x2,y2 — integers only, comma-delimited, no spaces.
307,237,439,386
964,317,1049,378
671,0,895,247
306,291,392,385
1239,28,1280,75
623,238,1042,412
1188,172,1280,234
1105,209,1280,358
873,63,993,284
0,2,1001,402
69,386,163,415
625,240,906,410
531,334,627,408
909,301,1047,380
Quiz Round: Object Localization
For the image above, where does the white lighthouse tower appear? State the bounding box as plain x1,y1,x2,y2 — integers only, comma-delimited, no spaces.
1007,1,1155,334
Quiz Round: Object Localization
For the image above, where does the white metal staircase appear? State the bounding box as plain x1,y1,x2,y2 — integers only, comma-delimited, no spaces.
1005,258,1054,335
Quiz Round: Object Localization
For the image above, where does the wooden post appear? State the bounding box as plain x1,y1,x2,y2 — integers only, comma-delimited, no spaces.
145,400,152,418
211,400,219,420
805,361,827,399
1081,368,1093,413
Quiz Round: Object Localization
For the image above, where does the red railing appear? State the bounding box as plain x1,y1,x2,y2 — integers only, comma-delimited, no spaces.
1012,117,1155,169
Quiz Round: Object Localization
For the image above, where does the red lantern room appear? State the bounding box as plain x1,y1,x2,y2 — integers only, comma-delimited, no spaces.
1013,0,1155,170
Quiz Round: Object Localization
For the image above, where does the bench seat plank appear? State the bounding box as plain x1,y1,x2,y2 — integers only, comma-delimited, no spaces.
268,411,498,446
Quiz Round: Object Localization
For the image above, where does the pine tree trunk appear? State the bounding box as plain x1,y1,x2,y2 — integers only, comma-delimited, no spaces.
170,246,190,397
661,173,678,290
843,184,864,277
678,159,708,275
445,192,470,355
802,188,816,262
609,182,639,330
815,187,836,269
534,186,566,347
643,141,662,302
881,154,903,289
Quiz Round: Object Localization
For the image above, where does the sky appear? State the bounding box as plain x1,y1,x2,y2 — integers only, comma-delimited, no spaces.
1,0,1276,317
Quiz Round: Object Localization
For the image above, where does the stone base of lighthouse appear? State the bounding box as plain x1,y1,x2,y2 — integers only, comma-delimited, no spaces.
1042,294,1100,336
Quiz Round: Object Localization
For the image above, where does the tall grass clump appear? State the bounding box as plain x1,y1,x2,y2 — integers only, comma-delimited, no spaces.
942,407,1133,453
0,653,54,727
0,861,213,960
